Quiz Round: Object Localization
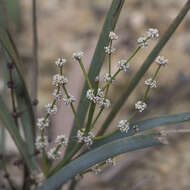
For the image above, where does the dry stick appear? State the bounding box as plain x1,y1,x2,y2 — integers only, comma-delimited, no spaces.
32,0,39,117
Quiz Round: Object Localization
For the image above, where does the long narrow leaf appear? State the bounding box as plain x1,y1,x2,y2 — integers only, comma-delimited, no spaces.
91,112,190,149
0,29,36,156
100,0,190,134
38,132,161,190
66,0,126,155
0,96,36,170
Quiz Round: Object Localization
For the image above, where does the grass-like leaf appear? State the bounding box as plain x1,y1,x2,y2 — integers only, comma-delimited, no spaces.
38,131,161,190
0,96,36,170
66,0,126,155
91,112,190,149
99,0,190,134
0,29,36,156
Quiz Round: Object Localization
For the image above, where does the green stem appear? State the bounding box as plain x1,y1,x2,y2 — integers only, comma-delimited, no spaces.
78,60,92,89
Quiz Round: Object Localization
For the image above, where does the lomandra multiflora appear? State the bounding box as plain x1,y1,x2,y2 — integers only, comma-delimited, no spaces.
34,28,168,185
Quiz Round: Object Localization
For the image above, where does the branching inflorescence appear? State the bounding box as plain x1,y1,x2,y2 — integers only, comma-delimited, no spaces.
34,28,168,183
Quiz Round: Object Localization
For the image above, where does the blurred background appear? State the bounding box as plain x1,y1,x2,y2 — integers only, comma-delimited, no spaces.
1,0,190,189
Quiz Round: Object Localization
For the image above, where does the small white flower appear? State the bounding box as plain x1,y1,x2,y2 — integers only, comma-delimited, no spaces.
135,101,147,112
45,103,57,115
104,73,114,83
118,59,130,72
55,58,66,67
106,158,115,166
72,51,84,61
55,134,68,146
63,93,76,105
47,147,62,160
36,117,49,130
109,31,118,40
147,28,159,40
86,89,94,101
52,89,63,101
117,120,130,133
137,37,148,48
77,129,95,146
91,164,101,175
52,74,68,87
35,136,48,151
145,78,157,88
104,46,116,54
155,56,168,66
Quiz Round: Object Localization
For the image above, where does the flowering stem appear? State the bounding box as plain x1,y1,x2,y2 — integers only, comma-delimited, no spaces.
62,85,82,129
78,60,92,89
108,41,112,76
102,46,141,91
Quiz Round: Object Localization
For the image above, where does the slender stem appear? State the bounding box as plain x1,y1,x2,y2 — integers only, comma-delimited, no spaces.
62,85,82,129
32,0,39,106
78,60,92,89
108,41,112,76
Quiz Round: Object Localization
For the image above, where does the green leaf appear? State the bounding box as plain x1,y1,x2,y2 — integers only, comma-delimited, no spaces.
0,29,36,156
38,132,161,190
91,112,190,149
0,96,36,170
99,0,190,134
66,0,126,155
0,0,21,30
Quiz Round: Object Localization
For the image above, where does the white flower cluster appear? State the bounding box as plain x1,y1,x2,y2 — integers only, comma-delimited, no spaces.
63,93,76,105
45,103,57,115
117,120,130,133
55,58,66,67
103,73,114,83
145,78,157,88
104,46,116,55
35,136,49,151
37,117,49,130
86,88,111,108
137,37,148,48
52,74,68,87
155,56,168,66
55,134,68,146
135,101,147,112
109,31,118,40
91,164,101,175
118,59,130,72
137,28,159,47
72,51,84,61
52,89,63,101
47,147,61,160
77,128,95,146
147,28,159,40
106,158,115,166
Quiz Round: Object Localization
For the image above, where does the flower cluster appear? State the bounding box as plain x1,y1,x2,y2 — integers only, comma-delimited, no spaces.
91,164,101,175
45,104,57,115
145,78,157,88
106,158,115,166
109,31,118,40
117,120,130,133
118,59,130,72
86,88,111,108
72,51,84,61
104,73,114,83
55,58,66,67
77,128,95,146
55,134,68,146
155,55,168,66
37,117,49,130
137,28,159,48
47,147,61,160
135,101,147,112
52,74,68,87
35,136,49,151
104,46,116,55
63,93,76,105
52,88,63,101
